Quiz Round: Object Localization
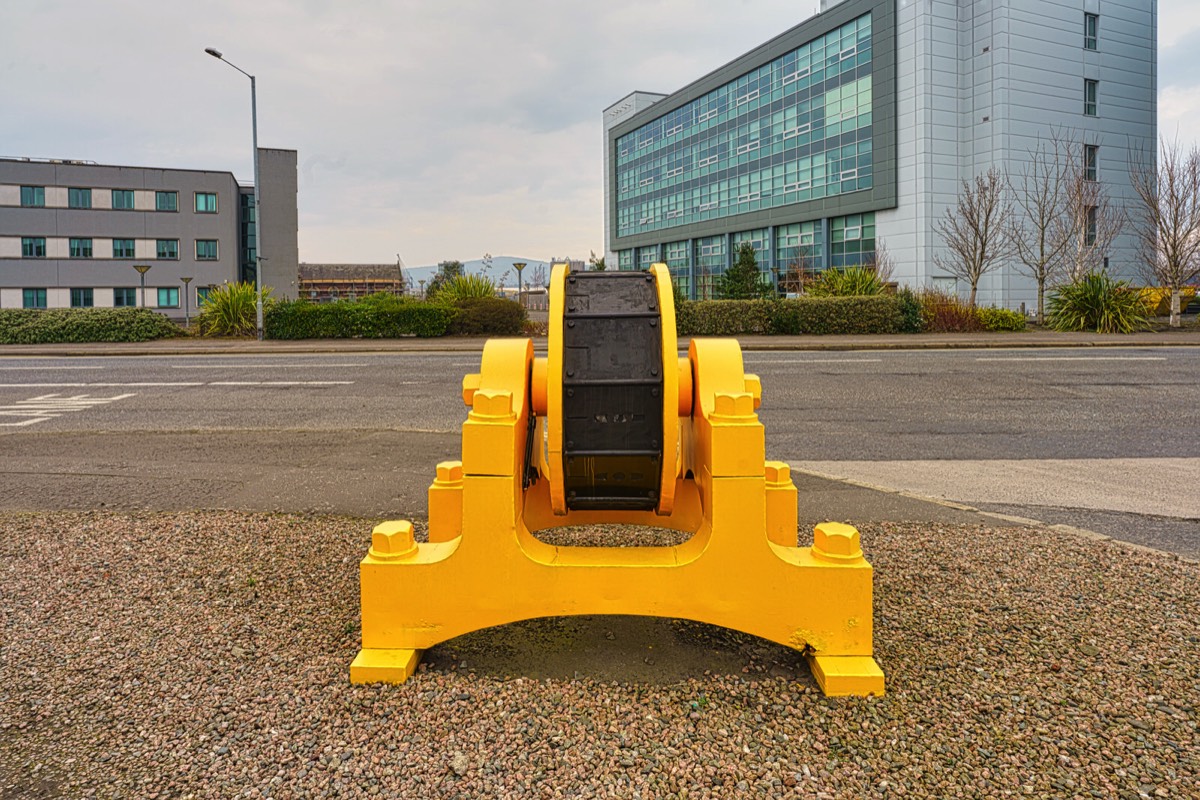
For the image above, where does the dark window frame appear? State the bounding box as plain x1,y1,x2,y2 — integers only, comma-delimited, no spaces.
21,237,47,258
71,288,95,308
20,186,45,207
69,237,94,259
23,288,48,309
113,238,136,259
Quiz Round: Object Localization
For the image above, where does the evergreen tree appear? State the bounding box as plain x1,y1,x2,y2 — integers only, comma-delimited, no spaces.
715,243,771,299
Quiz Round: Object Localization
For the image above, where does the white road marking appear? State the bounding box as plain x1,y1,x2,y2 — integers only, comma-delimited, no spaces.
0,393,136,427
208,381,354,386
744,358,883,364
0,366,103,370
975,356,1167,362
0,381,353,387
0,386,204,388
170,363,366,369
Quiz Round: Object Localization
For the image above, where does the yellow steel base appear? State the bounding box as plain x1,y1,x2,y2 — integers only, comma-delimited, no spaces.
352,332,886,696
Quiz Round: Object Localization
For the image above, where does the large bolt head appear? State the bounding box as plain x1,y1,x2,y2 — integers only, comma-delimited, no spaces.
812,522,864,563
764,461,791,484
435,461,464,483
370,520,418,561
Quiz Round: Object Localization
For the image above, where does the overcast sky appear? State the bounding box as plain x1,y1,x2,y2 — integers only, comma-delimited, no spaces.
3,1,1196,268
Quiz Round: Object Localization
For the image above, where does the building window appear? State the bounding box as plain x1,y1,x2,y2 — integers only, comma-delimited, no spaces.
195,239,219,260
69,238,94,258
71,288,94,308
1084,13,1098,50
68,188,92,209
196,286,213,305
23,288,48,309
195,192,218,213
114,288,137,307
20,186,45,207
21,237,46,258
112,189,135,210
156,239,179,260
1084,80,1098,116
113,239,136,259
157,287,180,308
1085,206,1098,246
156,191,178,212
1084,144,1099,181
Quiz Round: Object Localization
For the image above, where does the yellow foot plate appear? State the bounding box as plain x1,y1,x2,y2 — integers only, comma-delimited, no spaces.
350,648,423,684
807,654,885,697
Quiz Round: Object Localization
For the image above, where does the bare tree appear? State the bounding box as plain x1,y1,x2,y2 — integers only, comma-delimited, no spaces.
1060,141,1124,282
530,263,547,289
1010,132,1072,323
778,245,816,295
1129,138,1200,327
933,167,1016,307
865,239,896,286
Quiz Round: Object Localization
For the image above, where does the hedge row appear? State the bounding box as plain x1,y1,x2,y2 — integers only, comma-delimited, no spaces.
0,308,182,344
264,300,453,339
676,295,922,336
263,297,526,339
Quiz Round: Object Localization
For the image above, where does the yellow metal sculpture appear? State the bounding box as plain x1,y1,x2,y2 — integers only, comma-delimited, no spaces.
351,262,885,696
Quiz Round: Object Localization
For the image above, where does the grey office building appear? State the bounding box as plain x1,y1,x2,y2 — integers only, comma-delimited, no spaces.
0,148,299,312
603,0,1156,308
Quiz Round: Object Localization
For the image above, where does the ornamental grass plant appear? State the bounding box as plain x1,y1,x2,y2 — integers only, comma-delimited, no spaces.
197,282,272,337
805,266,887,297
1047,272,1150,334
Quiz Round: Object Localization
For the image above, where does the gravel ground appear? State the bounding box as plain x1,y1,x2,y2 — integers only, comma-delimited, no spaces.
1,511,1197,799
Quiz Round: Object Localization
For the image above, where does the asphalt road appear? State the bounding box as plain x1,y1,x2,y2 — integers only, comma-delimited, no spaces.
0,347,1196,557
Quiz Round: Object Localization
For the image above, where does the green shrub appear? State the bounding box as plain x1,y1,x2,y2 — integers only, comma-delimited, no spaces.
976,307,1027,332
805,266,887,297
197,282,273,337
356,292,416,311
767,296,905,335
674,297,907,336
0,308,182,344
264,300,452,339
675,300,776,335
432,274,497,305
918,289,982,332
447,297,525,336
1048,272,1150,334
896,288,924,333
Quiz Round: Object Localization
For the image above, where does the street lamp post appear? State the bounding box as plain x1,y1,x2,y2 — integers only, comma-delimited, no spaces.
205,47,264,341
133,264,152,308
181,276,194,328
419,279,426,300
512,262,527,309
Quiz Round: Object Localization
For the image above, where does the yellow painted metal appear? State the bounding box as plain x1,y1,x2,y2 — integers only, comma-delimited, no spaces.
350,266,886,696
545,262,569,514
649,263,679,515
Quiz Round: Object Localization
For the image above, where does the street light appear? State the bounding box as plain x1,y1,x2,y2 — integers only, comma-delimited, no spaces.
181,276,194,328
205,46,264,341
133,264,152,308
512,262,527,309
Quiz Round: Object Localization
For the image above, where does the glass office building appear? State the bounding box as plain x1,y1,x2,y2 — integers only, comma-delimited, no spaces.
604,0,1156,310
604,0,895,298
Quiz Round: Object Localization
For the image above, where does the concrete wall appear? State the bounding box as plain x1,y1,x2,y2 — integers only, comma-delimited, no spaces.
257,148,299,300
